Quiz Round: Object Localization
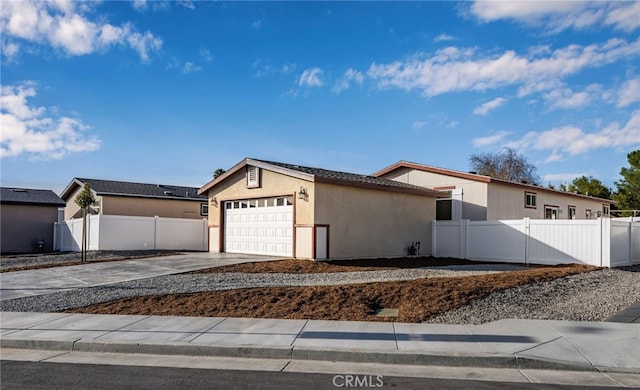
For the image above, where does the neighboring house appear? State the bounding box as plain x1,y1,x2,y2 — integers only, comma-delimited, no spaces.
1,187,65,254
60,178,208,220
374,161,614,221
198,158,443,260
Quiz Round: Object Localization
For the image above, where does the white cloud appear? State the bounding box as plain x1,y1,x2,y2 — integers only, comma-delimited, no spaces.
0,84,100,160
469,1,640,33
177,1,196,11
181,61,202,74
542,172,587,182
132,0,147,12
472,130,511,148
473,97,506,115
617,77,640,108
543,85,601,110
0,1,162,62
434,33,455,42
367,38,640,98
412,121,427,129
298,68,324,88
252,20,262,30
506,110,640,160
199,48,213,62
253,59,296,78
332,68,364,94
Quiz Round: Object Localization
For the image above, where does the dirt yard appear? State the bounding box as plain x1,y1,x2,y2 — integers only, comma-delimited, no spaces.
69,262,594,323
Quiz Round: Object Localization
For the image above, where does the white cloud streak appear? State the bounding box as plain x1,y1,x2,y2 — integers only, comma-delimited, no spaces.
617,77,640,108
181,61,202,74
0,84,101,160
434,33,455,42
472,130,511,148
0,1,162,62
469,1,640,33
473,97,506,115
298,68,325,87
367,38,640,98
332,69,364,94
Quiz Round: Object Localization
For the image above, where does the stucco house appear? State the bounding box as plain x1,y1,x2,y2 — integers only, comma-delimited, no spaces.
198,158,443,260
60,178,208,220
1,187,65,254
374,161,614,221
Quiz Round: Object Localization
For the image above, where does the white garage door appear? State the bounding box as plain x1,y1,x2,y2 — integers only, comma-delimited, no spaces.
224,197,293,257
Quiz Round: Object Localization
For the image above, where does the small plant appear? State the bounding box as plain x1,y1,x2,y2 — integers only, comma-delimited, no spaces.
74,183,95,262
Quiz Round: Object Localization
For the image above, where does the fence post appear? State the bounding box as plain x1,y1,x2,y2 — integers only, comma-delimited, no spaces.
463,219,470,260
154,216,158,250
431,220,437,257
600,218,611,267
524,218,530,265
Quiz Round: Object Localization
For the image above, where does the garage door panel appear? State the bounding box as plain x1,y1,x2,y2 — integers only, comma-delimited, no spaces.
225,204,293,257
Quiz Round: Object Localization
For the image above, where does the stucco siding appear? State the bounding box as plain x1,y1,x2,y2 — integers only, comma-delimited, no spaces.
101,196,205,219
487,183,611,220
381,168,488,220
1,204,59,253
314,183,436,259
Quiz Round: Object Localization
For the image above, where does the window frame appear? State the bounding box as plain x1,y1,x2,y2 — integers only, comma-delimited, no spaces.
200,203,209,216
525,191,537,209
544,204,560,220
568,205,576,220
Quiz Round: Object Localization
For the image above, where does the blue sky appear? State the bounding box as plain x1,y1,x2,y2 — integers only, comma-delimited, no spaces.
1,1,639,194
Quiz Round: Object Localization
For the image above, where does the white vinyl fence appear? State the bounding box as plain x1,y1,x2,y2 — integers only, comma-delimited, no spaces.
432,218,639,268
54,215,208,252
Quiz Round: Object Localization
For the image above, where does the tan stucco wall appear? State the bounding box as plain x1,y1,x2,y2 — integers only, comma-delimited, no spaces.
314,183,436,259
205,168,315,227
487,183,611,220
101,196,206,219
63,186,84,219
1,204,60,253
381,168,488,220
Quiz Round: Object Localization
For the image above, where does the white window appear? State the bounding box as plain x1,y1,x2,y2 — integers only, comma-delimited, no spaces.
200,203,208,216
525,192,537,208
602,204,610,216
586,209,592,219
247,166,260,188
568,206,576,219
436,190,453,220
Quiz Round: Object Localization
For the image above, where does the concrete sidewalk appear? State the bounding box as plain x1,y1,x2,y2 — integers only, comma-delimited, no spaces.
0,253,284,301
2,312,639,375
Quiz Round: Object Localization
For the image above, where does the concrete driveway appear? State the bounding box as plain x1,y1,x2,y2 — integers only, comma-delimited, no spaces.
0,253,285,301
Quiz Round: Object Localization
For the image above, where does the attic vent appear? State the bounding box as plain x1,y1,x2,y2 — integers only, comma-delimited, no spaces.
247,166,260,188
11,188,28,192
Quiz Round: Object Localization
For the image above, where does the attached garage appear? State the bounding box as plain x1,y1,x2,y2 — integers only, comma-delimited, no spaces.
198,158,442,261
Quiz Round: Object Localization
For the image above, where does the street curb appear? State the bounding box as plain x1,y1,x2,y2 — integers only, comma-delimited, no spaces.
0,338,612,373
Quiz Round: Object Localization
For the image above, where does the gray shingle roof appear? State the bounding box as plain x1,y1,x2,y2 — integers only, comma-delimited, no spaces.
65,178,207,201
253,159,443,196
0,187,65,206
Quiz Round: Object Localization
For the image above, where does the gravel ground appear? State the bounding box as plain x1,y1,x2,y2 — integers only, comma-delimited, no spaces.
428,265,640,324
0,264,524,313
1,263,638,324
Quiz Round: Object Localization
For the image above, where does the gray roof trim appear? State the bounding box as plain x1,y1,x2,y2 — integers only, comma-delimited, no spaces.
60,178,207,201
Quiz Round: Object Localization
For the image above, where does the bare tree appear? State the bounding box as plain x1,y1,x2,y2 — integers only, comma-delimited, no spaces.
469,147,541,185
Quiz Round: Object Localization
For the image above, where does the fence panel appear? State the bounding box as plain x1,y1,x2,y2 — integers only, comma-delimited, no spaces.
432,221,464,258
433,217,636,268
528,219,601,266
55,215,207,251
467,220,526,263
155,217,207,251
